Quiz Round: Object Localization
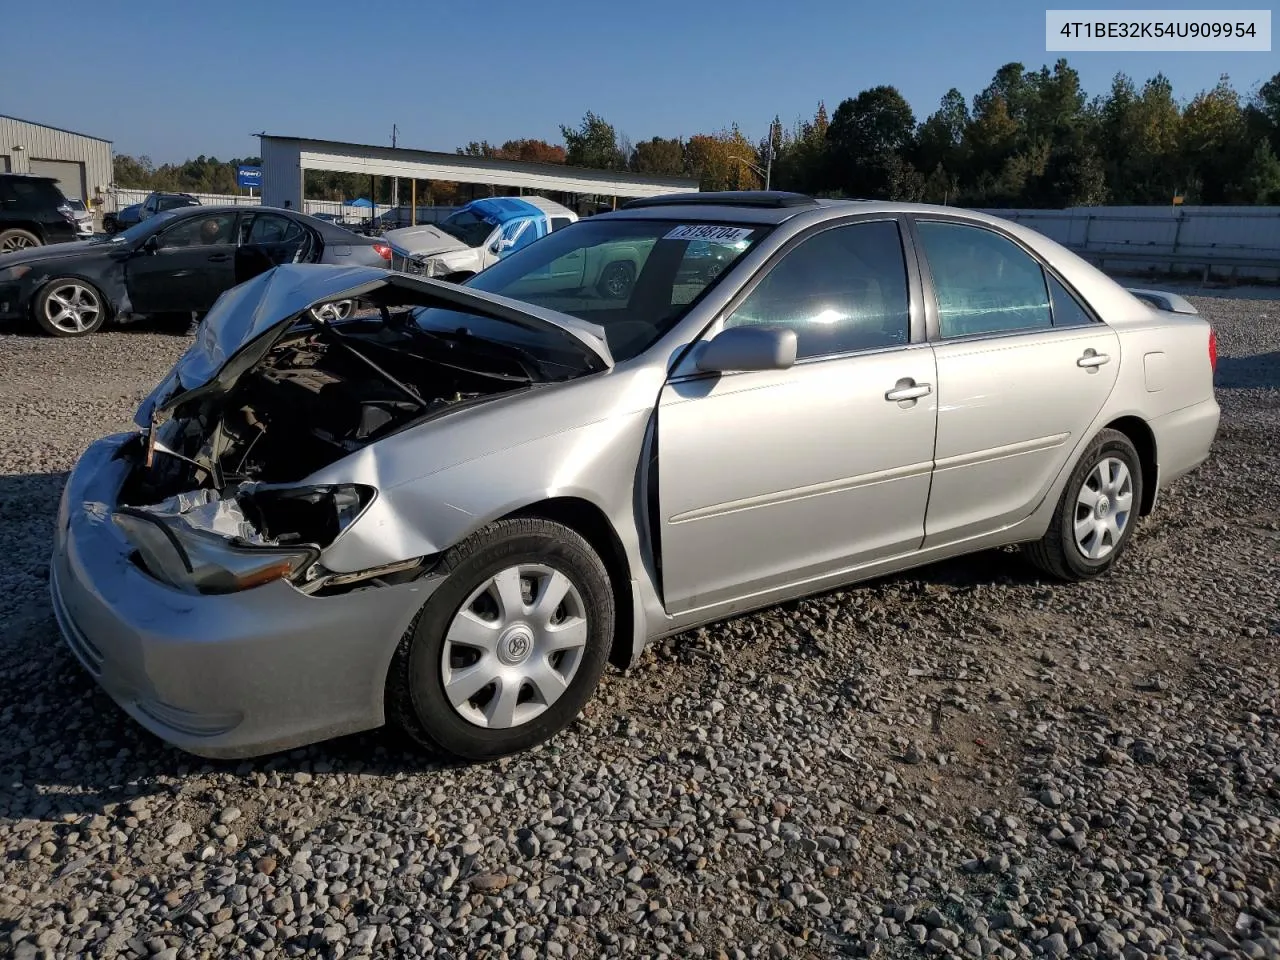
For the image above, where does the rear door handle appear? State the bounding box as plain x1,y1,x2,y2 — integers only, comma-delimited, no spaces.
1078,349,1110,368
207,253,231,263
885,379,932,402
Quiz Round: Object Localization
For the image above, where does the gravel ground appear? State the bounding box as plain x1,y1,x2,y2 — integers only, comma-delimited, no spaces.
1,296,1277,960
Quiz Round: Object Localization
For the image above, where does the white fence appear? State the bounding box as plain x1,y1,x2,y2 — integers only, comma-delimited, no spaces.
975,205,1280,281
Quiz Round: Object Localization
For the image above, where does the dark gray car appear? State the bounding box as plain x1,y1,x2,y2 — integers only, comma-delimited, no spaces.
0,204,393,336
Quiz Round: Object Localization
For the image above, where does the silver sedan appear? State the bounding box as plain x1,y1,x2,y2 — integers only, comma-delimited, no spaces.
50,192,1221,760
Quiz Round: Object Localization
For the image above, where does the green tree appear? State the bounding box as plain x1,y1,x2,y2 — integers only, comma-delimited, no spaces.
1181,75,1249,203
826,86,916,197
1240,139,1280,202
914,88,969,183
560,111,625,170
630,136,685,176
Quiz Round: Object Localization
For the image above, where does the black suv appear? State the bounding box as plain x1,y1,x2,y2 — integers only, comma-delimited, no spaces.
103,192,200,234
0,174,78,252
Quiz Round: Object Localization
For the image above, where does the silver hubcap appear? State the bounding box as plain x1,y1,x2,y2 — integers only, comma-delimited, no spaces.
43,283,101,333
2,234,34,252
1073,457,1133,560
441,564,588,729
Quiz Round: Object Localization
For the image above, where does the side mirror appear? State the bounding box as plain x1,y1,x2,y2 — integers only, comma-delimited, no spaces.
695,325,797,374
142,234,161,254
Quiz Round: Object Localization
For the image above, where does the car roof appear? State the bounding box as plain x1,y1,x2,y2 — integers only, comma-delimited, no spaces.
466,195,575,224
594,191,1038,230
0,172,59,183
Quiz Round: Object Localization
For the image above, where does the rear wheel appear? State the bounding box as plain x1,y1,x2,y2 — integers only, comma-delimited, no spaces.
386,518,615,760
1023,428,1143,581
0,228,40,253
33,278,107,337
597,261,635,300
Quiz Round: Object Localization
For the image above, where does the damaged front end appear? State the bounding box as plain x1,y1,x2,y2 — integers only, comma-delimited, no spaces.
111,264,612,598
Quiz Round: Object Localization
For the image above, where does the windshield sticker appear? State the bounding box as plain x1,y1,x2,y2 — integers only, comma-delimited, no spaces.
663,225,755,243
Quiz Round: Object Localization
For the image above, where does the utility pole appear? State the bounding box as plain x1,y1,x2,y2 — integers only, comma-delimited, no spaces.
391,124,399,216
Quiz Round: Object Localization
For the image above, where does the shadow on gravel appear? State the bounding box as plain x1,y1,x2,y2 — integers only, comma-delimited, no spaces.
0,313,193,339
1217,351,1280,390
0,472,1036,827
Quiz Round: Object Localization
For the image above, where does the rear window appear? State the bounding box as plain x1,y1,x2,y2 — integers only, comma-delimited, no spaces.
1,178,66,208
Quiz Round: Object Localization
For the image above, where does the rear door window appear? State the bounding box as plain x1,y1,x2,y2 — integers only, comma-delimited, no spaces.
915,221,1052,338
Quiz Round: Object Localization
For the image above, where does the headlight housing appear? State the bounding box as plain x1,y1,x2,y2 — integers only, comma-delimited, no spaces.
113,483,374,594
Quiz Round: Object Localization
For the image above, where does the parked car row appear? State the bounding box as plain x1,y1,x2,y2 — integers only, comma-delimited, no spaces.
0,203,392,336
103,191,201,235
42,190,1220,763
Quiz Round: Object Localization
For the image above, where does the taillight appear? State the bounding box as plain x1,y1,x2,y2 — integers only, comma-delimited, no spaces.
1208,328,1217,371
373,243,392,261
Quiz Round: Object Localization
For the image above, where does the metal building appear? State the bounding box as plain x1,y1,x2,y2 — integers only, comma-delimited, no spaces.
257,134,698,212
0,115,113,204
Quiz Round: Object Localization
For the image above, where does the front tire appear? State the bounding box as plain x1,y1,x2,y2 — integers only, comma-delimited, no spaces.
33,278,107,337
1023,428,1143,581
386,518,615,760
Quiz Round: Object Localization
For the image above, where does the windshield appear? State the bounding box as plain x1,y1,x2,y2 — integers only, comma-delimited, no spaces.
106,210,179,244
435,208,499,247
412,217,769,363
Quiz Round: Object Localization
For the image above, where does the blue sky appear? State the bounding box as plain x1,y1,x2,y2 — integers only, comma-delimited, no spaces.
6,0,1275,163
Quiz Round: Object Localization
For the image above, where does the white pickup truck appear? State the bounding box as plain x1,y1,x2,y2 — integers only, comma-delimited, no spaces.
383,196,578,282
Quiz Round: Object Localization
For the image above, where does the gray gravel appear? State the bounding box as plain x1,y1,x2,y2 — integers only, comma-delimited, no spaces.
1,296,1278,960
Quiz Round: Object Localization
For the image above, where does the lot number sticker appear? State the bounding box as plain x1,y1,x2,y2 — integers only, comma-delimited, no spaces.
664,225,755,243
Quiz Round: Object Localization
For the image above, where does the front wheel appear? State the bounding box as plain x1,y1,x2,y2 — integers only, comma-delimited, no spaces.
33,278,107,337
1023,428,1143,581
386,518,615,760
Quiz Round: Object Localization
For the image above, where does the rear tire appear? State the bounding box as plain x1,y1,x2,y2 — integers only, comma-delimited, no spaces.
1023,428,1143,581
0,228,41,253
386,518,615,760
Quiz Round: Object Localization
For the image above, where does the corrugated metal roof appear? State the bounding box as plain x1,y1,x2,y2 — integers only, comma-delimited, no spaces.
0,114,112,143
257,133,695,188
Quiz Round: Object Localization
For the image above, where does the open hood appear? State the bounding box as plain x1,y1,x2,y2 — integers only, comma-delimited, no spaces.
381,224,472,258
133,263,614,428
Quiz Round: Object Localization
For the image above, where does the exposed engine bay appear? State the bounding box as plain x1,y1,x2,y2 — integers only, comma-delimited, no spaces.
123,308,534,507
110,306,540,594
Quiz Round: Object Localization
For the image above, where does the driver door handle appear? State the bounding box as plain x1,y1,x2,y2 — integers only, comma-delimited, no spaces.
885,379,932,402
207,253,230,263
1078,349,1110,368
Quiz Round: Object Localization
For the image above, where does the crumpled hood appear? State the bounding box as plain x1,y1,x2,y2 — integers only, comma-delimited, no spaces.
381,224,472,259
133,263,614,428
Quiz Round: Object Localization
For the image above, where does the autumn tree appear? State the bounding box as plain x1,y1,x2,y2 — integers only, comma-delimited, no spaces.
684,126,762,191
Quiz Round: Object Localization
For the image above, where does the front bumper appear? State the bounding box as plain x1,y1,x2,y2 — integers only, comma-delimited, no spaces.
0,281,25,321
49,434,438,759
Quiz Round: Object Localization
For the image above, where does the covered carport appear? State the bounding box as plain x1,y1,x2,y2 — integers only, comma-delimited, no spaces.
256,134,697,217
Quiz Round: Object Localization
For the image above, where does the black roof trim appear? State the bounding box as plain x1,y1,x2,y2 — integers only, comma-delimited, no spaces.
621,190,818,210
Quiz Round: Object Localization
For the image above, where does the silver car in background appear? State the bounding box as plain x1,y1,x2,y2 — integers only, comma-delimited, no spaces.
50,191,1221,760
